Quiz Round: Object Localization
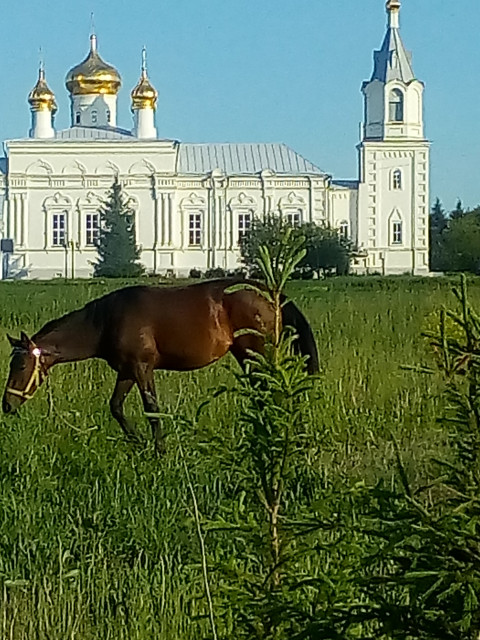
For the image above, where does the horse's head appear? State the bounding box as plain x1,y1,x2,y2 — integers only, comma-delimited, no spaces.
2,332,49,414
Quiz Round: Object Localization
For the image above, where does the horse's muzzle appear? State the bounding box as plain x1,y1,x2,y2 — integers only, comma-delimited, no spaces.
2,395,16,414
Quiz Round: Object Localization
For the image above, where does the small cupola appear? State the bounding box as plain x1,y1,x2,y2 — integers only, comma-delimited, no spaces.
131,48,158,139
28,64,57,138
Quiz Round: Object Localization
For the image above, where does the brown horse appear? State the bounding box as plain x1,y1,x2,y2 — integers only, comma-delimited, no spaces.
2,279,318,452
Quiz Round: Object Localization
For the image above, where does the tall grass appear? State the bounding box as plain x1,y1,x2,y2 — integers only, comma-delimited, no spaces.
0,275,479,637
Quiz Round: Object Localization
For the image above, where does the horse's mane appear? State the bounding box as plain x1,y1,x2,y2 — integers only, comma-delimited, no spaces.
32,286,149,342
32,294,112,342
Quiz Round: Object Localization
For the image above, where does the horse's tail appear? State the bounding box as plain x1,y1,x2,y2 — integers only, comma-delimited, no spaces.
281,300,319,374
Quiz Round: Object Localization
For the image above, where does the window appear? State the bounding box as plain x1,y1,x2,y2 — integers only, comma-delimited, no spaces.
106,109,111,124
75,112,81,125
86,213,100,246
392,221,403,245
189,213,202,246
389,89,404,122
238,212,251,244
286,209,302,227
392,169,402,190
339,221,349,240
91,110,98,124
52,212,66,246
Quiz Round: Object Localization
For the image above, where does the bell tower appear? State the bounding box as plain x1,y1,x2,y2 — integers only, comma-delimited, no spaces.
356,0,430,275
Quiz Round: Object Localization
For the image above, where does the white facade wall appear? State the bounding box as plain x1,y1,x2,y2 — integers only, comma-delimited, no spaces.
356,141,429,275
1,139,340,278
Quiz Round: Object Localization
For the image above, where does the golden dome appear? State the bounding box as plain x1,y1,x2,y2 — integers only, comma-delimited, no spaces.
28,66,57,113
65,35,121,96
131,48,158,110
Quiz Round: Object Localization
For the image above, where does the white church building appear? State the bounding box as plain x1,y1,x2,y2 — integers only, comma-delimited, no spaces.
0,0,430,279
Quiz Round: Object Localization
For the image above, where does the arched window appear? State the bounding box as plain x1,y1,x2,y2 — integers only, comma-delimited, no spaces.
75,112,81,125
389,89,404,122
91,110,98,124
392,221,403,245
339,221,349,239
392,169,402,190
106,109,111,124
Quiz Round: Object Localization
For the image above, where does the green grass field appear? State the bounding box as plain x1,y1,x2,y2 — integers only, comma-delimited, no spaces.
0,275,477,638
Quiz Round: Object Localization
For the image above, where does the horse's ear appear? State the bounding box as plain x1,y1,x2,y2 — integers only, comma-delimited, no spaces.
20,331,33,348
7,334,22,348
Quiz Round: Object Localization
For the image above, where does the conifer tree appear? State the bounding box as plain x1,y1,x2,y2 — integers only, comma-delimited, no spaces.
94,178,144,278
429,197,448,271
430,197,447,232
450,198,464,219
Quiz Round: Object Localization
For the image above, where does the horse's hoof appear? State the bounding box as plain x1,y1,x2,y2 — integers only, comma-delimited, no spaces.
155,440,166,456
125,433,143,447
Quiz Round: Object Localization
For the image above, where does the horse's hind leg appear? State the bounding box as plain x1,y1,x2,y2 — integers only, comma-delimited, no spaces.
110,374,141,443
134,365,165,455
230,334,265,371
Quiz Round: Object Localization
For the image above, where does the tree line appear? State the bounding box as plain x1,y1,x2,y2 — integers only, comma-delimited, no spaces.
430,198,480,273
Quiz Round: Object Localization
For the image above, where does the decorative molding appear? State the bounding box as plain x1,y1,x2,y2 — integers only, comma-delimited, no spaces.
155,178,175,188
388,207,403,222
229,180,260,188
42,191,73,211
128,159,157,175
77,191,104,210
180,192,206,210
228,192,257,210
95,160,120,175
125,192,140,210
26,159,53,175
61,160,87,175
278,191,306,208
210,168,224,179
260,168,275,179
380,150,414,159
276,180,310,188
178,181,203,189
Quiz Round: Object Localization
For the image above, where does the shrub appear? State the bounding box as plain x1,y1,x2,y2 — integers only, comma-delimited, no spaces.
205,267,226,279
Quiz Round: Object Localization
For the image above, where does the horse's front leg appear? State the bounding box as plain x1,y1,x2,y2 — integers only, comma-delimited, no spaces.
109,374,142,444
134,365,165,455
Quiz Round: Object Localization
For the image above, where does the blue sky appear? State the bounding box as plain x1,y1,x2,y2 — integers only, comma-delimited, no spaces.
0,0,478,211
